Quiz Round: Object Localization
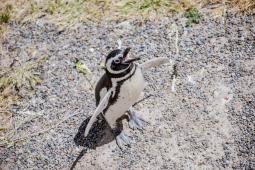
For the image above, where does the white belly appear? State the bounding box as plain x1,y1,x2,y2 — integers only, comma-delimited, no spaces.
105,67,145,127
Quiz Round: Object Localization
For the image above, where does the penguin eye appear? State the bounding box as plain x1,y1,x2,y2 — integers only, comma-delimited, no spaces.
114,59,120,64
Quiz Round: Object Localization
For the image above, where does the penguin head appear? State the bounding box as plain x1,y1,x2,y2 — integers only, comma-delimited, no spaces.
105,48,140,74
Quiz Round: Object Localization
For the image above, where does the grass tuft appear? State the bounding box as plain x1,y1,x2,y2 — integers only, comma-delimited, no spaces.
184,7,202,26
74,58,91,75
0,56,48,95
0,4,12,24
74,58,93,90
45,0,62,15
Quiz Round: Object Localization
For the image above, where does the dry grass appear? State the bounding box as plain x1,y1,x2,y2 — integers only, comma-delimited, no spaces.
0,56,47,96
232,0,255,12
200,0,255,13
0,56,48,147
0,0,253,27
31,0,204,23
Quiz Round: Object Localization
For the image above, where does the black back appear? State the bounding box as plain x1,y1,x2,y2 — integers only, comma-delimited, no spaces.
95,73,112,106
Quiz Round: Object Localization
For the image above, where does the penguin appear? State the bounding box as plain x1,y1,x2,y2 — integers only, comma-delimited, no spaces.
84,47,169,148
70,46,169,170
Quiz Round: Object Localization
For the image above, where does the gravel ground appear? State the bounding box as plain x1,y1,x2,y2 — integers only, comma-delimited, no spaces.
0,13,254,170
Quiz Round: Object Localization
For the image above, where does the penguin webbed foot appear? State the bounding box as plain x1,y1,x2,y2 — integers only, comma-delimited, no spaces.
128,109,147,130
116,132,132,150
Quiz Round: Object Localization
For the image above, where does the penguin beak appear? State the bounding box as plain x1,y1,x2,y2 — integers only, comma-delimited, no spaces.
122,47,140,64
124,57,141,63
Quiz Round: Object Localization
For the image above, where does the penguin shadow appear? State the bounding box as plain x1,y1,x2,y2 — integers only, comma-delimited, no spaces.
74,115,127,149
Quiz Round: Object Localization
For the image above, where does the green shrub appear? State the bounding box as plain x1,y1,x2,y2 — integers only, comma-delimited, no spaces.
0,5,12,24
184,7,202,26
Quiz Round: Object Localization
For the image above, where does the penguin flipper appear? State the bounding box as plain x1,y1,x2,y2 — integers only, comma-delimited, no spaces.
84,90,112,137
140,57,169,72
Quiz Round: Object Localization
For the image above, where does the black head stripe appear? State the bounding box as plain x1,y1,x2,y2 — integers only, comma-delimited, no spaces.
106,49,122,61
106,63,134,78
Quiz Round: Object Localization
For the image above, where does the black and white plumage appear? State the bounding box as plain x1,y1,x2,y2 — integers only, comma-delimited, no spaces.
84,47,169,148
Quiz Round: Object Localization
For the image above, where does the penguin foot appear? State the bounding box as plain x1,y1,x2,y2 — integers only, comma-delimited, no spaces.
128,112,146,130
116,132,132,149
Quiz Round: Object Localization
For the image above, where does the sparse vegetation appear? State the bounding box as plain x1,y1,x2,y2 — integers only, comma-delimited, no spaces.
0,56,48,107
74,58,91,75
0,11,10,24
232,0,255,13
0,57,48,96
0,5,12,24
0,4,12,36
0,0,253,25
21,0,200,26
45,0,62,15
184,7,202,26
0,0,253,28
0,56,48,147
74,58,93,90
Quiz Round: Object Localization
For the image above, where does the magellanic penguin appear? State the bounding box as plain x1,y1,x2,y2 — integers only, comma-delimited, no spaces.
84,47,169,148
